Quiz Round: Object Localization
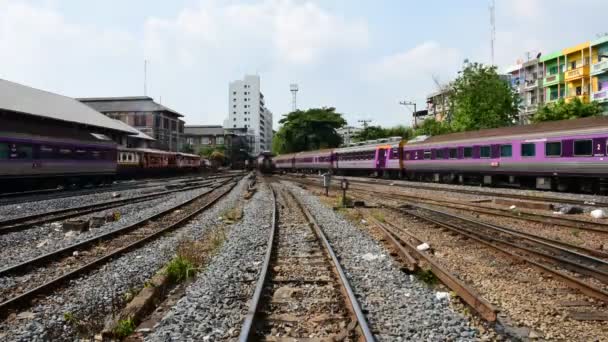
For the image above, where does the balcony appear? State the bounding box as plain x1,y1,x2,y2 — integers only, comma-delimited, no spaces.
565,94,590,103
591,60,608,75
592,89,608,103
524,79,541,90
564,65,590,81
543,73,564,87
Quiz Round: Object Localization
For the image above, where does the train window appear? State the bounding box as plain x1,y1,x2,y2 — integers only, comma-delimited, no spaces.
545,142,561,157
8,144,33,159
58,148,72,159
91,151,102,159
463,147,473,158
436,149,445,159
423,150,431,159
449,148,458,159
40,145,55,159
521,143,535,157
500,144,512,157
574,140,592,156
127,154,133,161
480,146,491,158
75,149,87,160
0,143,8,159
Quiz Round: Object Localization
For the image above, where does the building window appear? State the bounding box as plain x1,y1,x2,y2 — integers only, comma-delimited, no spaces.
500,144,512,157
171,120,177,132
233,98,236,102
574,140,592,156
163,118,169,129
233,124,236,128
233,105,236,108
217,137,224,145
233,111,236,114
233,91,236,95
546,142,561,157
480,146,491,158
202,137,210,145
463,147,473,158
154,115,161,128
521,143,535,157
134,114,147,126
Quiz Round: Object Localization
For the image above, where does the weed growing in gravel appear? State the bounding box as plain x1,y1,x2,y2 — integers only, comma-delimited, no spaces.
220,207,243,224
571,229,581,238
335,195,353,207
63,312,78,325
372,211,386,222
416,269,438,285
165,256,197,284
114,317,135,338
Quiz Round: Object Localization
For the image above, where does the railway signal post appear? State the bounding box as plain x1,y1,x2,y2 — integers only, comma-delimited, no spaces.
340,178,349,207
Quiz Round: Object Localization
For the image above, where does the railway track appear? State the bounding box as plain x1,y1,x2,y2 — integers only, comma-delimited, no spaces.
0,175,242,317
0,173,234,206
239,183,374,341
0,176,234,235
293,174,608,208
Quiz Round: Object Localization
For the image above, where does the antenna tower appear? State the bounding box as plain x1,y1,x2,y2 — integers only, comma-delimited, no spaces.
290,84,299,112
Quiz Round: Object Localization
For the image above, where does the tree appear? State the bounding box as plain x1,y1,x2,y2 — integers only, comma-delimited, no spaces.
198,147,214,158
272,107,346,154
354,125,414,142
209,151,225,167
180,144,195,154
414,118,452,137
450,62,519,131
531,98,602,123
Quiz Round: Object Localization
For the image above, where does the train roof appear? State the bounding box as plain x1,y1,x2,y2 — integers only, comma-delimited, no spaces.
407,116,608,146
0,79,140,135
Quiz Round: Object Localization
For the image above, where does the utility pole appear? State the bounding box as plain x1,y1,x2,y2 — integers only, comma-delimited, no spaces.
358,119,372,129
290,84,299,112
399,100,417,127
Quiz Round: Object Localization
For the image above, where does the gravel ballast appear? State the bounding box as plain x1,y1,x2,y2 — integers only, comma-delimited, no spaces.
0,185,215,272
281,181,478,341
0,178,247,342
146,182,273,341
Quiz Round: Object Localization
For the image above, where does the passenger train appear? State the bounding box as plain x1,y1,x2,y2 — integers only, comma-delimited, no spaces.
273,116,608,193
0,131,202,189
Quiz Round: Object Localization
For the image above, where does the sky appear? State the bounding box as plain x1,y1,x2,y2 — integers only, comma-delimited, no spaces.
1,0,607,129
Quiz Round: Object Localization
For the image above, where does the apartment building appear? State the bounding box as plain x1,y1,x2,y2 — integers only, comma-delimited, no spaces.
425,87,452,122
223,75,273,155
591,36,608,112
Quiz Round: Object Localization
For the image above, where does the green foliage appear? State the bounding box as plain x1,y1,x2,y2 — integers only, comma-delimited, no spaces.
354,125,414,142
63,312,78,325
210,151,225,164
272,107,347,154
180,144,195,154
165,256,197,284
416,269,438,285
450,62,519,131
413,118,453,137
114,318,136,338
198,147,214,157
531,98,602,123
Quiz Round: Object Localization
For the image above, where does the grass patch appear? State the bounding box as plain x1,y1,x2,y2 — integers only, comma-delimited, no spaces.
114,317,135,339
371,210,385,223
220,207,243,224
416,269,438,285
63,312,78,325
335,195,353,207
165,230,227,284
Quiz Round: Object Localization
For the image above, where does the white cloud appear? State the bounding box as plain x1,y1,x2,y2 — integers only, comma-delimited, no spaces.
143,0,369,67
367,41,461,81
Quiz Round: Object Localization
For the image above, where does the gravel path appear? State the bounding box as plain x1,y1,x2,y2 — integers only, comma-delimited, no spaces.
0,177,247,342
145,182,273,341
281,181,478,341
0,185,215,273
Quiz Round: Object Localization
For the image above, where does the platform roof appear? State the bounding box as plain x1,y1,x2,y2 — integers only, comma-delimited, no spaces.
0,79,138,134
78,96,183,117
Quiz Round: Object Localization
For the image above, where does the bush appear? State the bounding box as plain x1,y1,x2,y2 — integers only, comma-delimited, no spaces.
165,256,197,284
114,318,135,338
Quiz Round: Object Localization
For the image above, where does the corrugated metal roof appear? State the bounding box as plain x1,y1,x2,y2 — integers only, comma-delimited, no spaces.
184,125,225,136
408,116,608,146
111,119,155,141
78,96,183,117
0,78,138,134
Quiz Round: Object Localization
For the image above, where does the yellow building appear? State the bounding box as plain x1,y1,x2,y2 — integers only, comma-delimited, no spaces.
590,36,608,112
563,42,591,103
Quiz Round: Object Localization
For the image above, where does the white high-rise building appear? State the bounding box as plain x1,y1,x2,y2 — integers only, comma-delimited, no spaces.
224,75,273,155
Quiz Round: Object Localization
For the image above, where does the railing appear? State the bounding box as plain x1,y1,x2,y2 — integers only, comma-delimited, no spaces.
565,94,590,103
592,89,608,102
543,73,564,85
564,65,590,80
591,60,608,75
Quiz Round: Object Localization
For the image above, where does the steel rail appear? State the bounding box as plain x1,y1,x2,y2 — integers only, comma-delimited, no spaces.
0,177,236,277
238,183,277,342
365,215,498,322
288,189,375,341
0,177,241,318
0,177,231,234
390,205,608,303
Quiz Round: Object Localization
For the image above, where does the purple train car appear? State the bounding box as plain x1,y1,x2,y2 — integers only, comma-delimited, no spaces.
274,116,608,192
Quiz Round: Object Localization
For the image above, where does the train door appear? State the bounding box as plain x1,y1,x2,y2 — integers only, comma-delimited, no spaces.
376,148,388,169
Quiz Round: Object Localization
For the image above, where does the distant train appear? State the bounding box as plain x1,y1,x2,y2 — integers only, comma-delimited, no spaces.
0,131,202,189
256,151,274,174
272,116,608,193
